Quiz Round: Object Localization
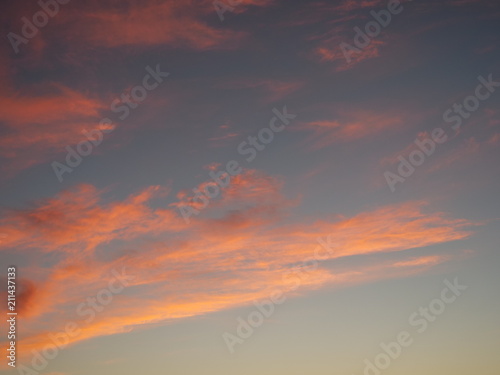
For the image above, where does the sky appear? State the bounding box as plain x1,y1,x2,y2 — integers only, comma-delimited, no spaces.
0,0,499,374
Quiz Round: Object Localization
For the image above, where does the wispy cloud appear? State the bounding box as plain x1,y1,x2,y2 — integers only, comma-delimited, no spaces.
0,169,477,358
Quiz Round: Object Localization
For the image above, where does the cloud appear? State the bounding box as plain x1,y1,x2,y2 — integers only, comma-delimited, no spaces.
316,39,385,71
0,277,39,317
217,79,303,103
0,184,180,254
0,81,107,176
71,2,238,49
37,0,274,53
0,169,477,358
426,137,480,173
296,0,418,71
300,107,403,149
380,128,499,180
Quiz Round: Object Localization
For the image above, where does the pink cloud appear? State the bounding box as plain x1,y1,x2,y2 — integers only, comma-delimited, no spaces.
0,168,478,359
300,107,403,149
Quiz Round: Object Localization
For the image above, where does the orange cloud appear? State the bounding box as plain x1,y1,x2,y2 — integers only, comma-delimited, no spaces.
301,107,403,149
426,137,480,173
379,130,498,182
0,81,107,175
301,0,417,71
217,79,303,103
316,39,385,71
0,184,182,254
331,0,388,13
0,169,478,361
54,0,254,51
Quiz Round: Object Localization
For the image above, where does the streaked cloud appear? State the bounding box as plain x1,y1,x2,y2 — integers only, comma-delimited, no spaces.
1,169,477,358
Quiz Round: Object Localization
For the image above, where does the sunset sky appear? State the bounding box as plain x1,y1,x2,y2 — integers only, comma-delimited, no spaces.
0,0,499,374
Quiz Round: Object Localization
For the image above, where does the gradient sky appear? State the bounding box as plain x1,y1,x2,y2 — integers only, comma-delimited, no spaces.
0,0,499,374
